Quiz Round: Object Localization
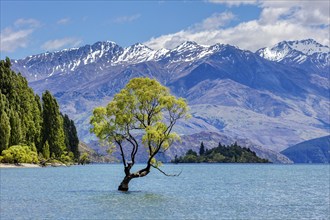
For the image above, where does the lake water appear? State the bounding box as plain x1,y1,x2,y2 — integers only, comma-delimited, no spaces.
1,164,329,219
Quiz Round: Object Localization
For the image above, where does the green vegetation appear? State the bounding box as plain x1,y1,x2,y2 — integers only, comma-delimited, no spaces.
79,152,91,165
90,77,189,191
62,114,80,159
0,145,39,164
0,57,79,165
172,142,269,163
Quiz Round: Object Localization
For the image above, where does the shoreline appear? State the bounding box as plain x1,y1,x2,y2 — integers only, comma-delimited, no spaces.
0,163,42,168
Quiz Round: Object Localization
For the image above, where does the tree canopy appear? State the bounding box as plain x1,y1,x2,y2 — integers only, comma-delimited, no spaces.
90,77,189,191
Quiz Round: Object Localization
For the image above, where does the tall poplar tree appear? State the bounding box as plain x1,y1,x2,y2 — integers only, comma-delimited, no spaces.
42,91,66,157
9,111,22,146
0,109,10,152
62,114,80,160
0,93,10,151
33,94,43,151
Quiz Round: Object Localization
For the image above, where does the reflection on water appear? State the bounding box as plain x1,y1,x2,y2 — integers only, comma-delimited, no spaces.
1,164,329,219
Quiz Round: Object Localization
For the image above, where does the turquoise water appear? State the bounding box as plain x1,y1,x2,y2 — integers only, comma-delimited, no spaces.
1,164,329,219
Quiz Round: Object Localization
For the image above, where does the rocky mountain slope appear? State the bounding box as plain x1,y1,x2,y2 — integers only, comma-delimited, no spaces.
10,39,330,162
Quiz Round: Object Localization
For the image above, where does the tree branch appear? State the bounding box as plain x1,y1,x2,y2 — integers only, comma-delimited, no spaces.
115,139,126,168
125,126,139,166
134,114,147,128
151,164,182,176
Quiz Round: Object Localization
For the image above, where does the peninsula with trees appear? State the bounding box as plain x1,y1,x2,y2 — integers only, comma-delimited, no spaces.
172,142,270,163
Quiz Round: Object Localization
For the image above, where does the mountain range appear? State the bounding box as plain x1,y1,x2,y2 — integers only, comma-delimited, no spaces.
10,39,330,163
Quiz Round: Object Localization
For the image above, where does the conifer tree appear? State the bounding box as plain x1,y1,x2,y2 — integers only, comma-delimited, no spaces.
63,114,80,160
199,142,205,156
0,93,11,152
42,91,66,157
42,141,50,159
62,114,70,151
9,111,22,146
69,119,79,159
33,94,43,151
0,109,11,152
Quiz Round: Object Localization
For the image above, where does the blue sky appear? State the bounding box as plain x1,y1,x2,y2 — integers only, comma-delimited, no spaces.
1,0,329,59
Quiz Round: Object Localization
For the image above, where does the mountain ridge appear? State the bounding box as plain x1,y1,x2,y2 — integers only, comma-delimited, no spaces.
9,39,330,161
256,39,330,76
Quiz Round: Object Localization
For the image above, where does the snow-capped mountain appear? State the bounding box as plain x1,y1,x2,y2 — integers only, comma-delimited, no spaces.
11,41,243,82
114,43,155,64
256,39,330,75
10,39,330,162
12,41,122,81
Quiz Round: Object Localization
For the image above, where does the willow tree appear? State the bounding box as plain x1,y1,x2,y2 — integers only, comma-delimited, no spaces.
90,77,189,191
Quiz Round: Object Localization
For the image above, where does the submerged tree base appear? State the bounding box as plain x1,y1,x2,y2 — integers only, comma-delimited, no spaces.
118,178,130,191
118,185,129,191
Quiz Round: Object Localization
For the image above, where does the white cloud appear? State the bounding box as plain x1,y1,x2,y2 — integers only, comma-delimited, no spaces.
113,14,141,24
192,11,236,31
41,38,82,51
208,0,258,7
0,18,40,52
212,1,329,26
146,11,236,49
14,18,41,28
145,1,329,51
259,1,330,26
57,18,71,25
0,28,34,52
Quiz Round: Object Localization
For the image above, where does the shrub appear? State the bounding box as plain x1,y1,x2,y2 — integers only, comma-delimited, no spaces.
0,145,39,164
59,151,74,165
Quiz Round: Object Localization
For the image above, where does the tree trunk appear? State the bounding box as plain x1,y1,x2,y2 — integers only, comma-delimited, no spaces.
118,167,150,191
118,175,132,191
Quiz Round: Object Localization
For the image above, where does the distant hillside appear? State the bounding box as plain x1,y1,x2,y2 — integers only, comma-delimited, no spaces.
281,135,330,163
78,142,118,163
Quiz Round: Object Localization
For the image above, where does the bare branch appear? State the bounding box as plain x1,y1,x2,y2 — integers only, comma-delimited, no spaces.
125,125,139,165
115,139,126,168
151,164,182,177
129,167,150,179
